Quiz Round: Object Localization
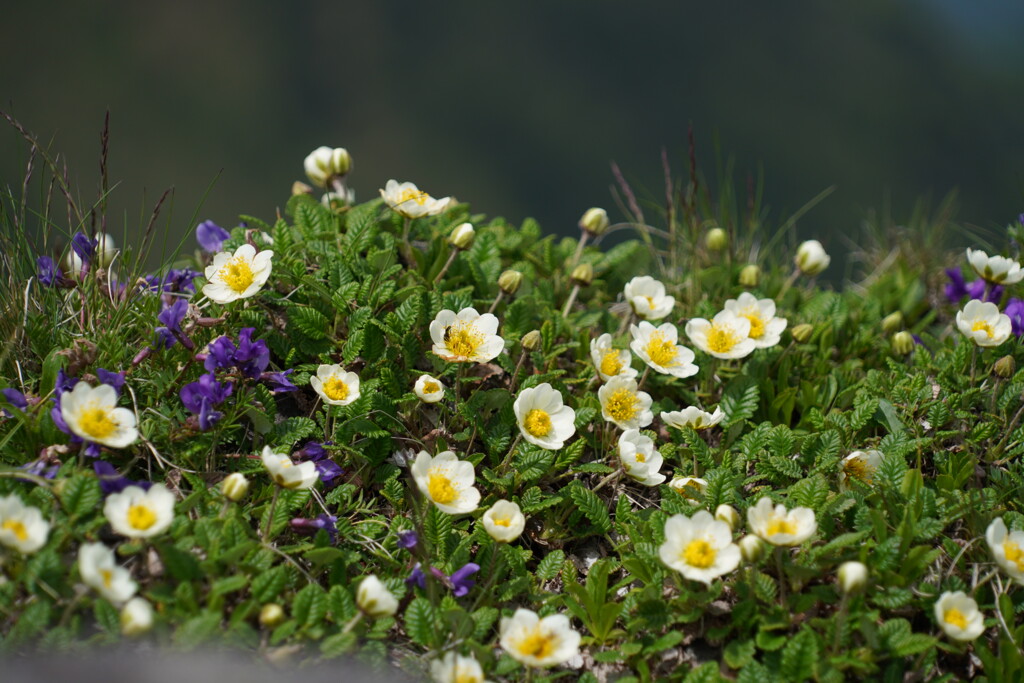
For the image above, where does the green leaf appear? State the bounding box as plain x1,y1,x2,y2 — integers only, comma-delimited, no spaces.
404,597,437,648
60,474,101,520
721,375,759,426
269,416,318,448
173,611,223,650
567,483,612,534
251,566,288,603
293,584,328,629
536,550,565,581
780,628,818,681
289,306,332,339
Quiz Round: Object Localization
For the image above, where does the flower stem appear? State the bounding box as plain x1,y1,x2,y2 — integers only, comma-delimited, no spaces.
637,366,651,392
561,283,581,318
262,487,281,542
569,231,589,271
433,248,460,285
487,290,504,314
509,349,528,395
497,434,523,474
774,546,788,609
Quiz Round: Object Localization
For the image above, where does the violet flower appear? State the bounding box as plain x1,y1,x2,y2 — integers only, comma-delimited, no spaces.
155,299,191,350
96,368,125,396
94,460,152,495
290,513,339,543
36,256,63,287
397,530,418,550
405,562,480,597
204,336,237,372
261,369,298,393
234,328,270,379
196,220,230,253
22,458,60,480
180,373,233,431
1006,298,1024,336
2,388,27,413
71,232,97,263
293,441,342,487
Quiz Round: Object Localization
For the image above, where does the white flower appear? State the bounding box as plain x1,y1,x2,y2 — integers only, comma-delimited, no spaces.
623,276,674,321
839,450,883,490
78,542,137,604
120,597,154,636
261,446,318,490
310,364,361,406
499,608,581,668
661,406,724,431
431,652,487,683
482,500,526,543
629,322,698,378
837,561,868,594
304,146,351,187
668,477,708,500
589,334,637,382
429,308,505,363
513,383,576,450
685,310,756,360
60,381,138,449
714,504,741,532
411,451,480,515
795,240,830,275
723,292,788,349
598,376,653,430
380,179,453,219
659,510,741,585
96,232,117,267
956,300,1012,348
413,375,446,403
356,574,398,617
0,494,50,554
747,496,816,546
202,243,273,304
104,484,176,539
618,429,665,486
966,247,1024,285
934,591,985,641
986,518,1024,585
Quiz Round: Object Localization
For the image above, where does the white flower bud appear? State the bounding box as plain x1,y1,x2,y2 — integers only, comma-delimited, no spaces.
120,597,154,637
221,473,250,502
739,534,765,563
795,240,831,276
837,561,868,594
579,207,610,235
714,504,741,532
260,603,286,627
449,223,476,250
705,227,728,251
356,574,398,617
304,146,351,187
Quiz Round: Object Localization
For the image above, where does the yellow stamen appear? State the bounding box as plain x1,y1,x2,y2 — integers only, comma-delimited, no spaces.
944,608,968,629
741,309,765,339
2,519,28,541
492,516,511,527
523,409,552,438
706,323,739,354
634,451,646,463
78,405,117,439
843,456,874,483
1004,540,1024,571
516,629,556,659
127,504,157,531
454,670,482,683
971,320,994,338
428,471,457,504
765,517,797,537
599,350,624,377
645,331,677,367
220,257,255,294
101,568,114,588
422,380,440,394
645,296,656,310
445,322,484,359
323,376,349,402
682,539,717,568
398,188,430,206
605,388,639,423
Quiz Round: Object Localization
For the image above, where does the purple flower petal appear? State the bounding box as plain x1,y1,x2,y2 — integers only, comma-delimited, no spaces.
397,530,418,550
36,256,62,287
71,232,97,263
97,368,125,396
196,220,231,253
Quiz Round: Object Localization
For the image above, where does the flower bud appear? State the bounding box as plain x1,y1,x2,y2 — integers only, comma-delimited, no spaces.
738,264,761,288
291,181,314,196
221,472,250,502
891,331,915,355
321,190,354,212
795,239,831,276
304,146,351,187
791,323,813,343
260,603,286,627
120,597,154,637
571,263,594,286
449,223,475,250
498,269,523,296
356,574,399,617
881,311,904,334
739,534,765,563
705,227,728,252
521,330,542,351
578,207,610,236
995,355,1016,379
96,233,117,267
837,561,868,594
714,504,741,532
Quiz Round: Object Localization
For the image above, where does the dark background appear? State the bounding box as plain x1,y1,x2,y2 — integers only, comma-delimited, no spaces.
3,1,1023,257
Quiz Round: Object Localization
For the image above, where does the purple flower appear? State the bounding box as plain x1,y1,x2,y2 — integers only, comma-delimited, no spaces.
71,232,97,263
2,388,28,414
406,563,427,590
204,335,237,372
37,256,62,287
56,370,78,396
180,373,233,431
234,328,270,379
290,513,339,543
397,530,418,550
261,370,297,393
1006,298,1024,336
94,460,152,495
96,369,125,396
196,220,230,253
448,563,480,597
314,459,344,487
50,370,79,438
295,441,329,462
23,458,60,480
155,299,191,350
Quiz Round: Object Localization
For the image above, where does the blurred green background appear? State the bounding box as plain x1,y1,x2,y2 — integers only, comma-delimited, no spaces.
3,0,1023,257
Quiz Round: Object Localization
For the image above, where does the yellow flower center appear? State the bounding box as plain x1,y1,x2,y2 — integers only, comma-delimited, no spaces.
323,376,349,402
523,409,552,438
516,629,556,659
843,456,874,483
634,451,646,463
599,350,623,377
645,332,677,367
422,380,440,394
971,320,994,338
682,539,717,569
101,568,114,588
645,296,657,310
220,257,255,294
454,670,482,683
741,309,765,339
492,516,511,527
765,516,797,537
706,323,739,354
427,471,457,504
445,322,484,359
398,188,430,206
79,405,117,439
605,387,639,423
1004,540,1024,571
127,504,157,531
2,519,28,541
944,608,968,629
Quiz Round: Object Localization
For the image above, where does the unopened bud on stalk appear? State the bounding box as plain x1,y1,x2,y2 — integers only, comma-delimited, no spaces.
96,233,118,267
291,181,314,196
498,269,523,296
449,223,475,250
891,331,915,355
705,227,728,252
221,473,250,502
714,504,741,532
837,561,868,594
739,264,761,288
579,207,610,236
571,263,594,286
739,534,765,563
795,239,831,276
881,311,904,334
304,146,351,187
521,330,542,351
260,603,286,627
791,324,813,343
995,355,1016,379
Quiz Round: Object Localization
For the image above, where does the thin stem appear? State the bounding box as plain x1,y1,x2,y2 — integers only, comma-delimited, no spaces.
400,217,414,265
341,611,364,634
775,269,801,302
969,345,978,385
830,594,849,656
487,290,504,315
592,468,623,494
561,284,581,318
990,397,1024,462
262,487,282,542
637,366,651,392
774,546,788,609
508,350,528,395
569,231,589,271
497,434,523,474
433,248,460,285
